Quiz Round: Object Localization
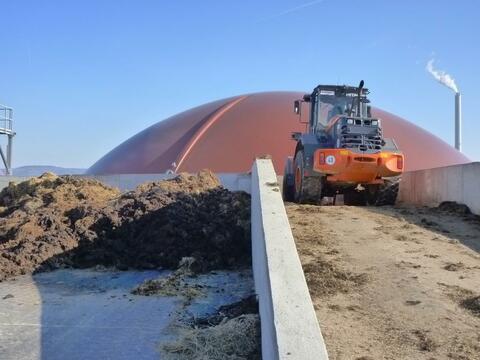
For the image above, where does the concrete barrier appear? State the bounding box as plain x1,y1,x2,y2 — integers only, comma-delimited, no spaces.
83,173,251,193
251,159,329,360
398,162,480,214
0,176,30,191
0,173,251,193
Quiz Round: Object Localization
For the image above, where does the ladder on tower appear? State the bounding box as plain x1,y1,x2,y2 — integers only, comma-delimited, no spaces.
0,104,15,176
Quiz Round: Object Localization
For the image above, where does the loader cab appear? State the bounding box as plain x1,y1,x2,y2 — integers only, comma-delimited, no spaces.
294,83,370,133
310,85,370,133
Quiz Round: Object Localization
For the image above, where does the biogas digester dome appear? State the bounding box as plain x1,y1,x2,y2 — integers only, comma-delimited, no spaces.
87,92,469,175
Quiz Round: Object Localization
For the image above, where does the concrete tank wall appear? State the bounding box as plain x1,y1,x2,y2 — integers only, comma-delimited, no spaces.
0,173,251,193
398,162,480,214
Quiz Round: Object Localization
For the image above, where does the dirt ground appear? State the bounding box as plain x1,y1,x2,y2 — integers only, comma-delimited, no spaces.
286,203,480,360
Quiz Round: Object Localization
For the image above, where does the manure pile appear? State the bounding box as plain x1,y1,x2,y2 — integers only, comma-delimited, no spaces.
0,171,251,281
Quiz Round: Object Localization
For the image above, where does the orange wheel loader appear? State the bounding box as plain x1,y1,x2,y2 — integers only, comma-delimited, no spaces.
283,81,404,205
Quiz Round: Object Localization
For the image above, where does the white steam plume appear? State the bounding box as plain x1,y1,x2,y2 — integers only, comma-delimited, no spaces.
426,59,459,93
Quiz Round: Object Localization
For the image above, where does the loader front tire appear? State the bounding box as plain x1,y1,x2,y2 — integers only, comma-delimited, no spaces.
293,150,322,204
282,157,295,202
367,177,400,206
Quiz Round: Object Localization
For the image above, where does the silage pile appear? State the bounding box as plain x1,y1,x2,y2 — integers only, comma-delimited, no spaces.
0,173,120,280
0,171,251,281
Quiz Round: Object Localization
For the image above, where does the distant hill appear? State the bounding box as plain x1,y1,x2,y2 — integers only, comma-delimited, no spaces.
11,166,86,177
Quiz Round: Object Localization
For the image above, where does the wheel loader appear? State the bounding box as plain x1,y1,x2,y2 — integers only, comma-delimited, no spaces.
283,81,404,205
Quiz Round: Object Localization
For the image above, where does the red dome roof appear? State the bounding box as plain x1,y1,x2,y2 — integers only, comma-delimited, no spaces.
87,92,470,174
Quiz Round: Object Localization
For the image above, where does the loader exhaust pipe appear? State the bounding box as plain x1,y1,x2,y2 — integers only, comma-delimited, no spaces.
455,92,461,151
357,80,364,116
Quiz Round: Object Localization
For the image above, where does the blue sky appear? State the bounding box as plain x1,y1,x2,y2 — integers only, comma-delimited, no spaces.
0,0,478,168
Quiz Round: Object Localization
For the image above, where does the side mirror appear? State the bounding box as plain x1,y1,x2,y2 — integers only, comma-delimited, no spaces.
302,94,311,102
294,100,301,114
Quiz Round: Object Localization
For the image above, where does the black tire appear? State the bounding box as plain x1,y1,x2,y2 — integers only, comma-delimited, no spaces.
367,177,400,206
282,157,294,202
293,150,322,204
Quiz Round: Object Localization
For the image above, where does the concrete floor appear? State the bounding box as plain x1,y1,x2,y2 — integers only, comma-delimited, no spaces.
0,269,254,360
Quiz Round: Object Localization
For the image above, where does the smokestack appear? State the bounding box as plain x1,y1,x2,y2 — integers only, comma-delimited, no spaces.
455,92,461,151
426,59,462,152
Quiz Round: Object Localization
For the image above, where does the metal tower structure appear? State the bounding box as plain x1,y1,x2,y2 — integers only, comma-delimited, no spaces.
0,104,15,175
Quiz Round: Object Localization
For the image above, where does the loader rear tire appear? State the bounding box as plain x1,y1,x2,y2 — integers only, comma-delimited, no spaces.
367,177,400,206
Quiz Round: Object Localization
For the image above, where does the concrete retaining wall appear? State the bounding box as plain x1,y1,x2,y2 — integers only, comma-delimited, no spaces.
87,173,251,193
398,162,480,214
0,173,251,193
0,176,30,191
251,159,328,360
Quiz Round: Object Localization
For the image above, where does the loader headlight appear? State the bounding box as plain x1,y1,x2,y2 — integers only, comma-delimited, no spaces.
347,118,354,125
371,120,378,126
